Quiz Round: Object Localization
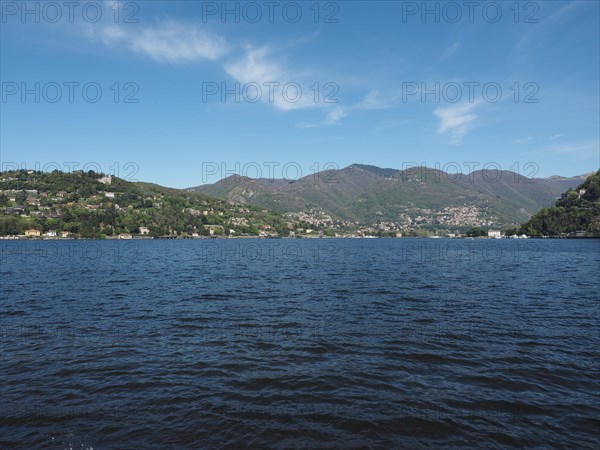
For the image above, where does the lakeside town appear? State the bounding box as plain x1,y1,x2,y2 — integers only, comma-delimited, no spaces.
1,229,524,240
1,169,597,240
0,172,521,240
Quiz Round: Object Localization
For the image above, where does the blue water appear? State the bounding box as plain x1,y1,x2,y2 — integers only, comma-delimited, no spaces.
1,239,599,449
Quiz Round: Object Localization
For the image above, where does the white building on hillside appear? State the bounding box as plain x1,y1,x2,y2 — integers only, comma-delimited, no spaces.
99,175,112,185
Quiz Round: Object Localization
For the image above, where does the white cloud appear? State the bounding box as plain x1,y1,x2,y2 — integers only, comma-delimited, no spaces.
84,19,348,124
326,107,347,124
97,21,228,62
297,107,347,128
224,47,283,84
102,25,127,41
225,46,330,112
549,134,563,140
89,22,346,123
434,101,481,144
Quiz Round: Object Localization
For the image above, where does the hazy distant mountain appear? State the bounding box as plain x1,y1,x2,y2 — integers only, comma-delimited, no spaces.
189,164,591,229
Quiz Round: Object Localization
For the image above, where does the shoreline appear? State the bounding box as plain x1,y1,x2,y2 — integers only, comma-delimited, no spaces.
2,235,598,241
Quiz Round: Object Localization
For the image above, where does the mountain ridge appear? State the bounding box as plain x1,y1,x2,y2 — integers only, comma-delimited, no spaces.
189,164,592,230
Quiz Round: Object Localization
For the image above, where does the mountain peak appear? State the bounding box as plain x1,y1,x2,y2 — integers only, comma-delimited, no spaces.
346,164,399,177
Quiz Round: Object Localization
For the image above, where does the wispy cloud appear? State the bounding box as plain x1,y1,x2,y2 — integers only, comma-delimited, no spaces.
297,107,347,128
224,46,283,84
91,23,340,118
356,89,401,110
297,88,407,128
511,2,585,62
441,40,461,60
371,118,413,133
549,141,598,156
511,136,533,145
85,19,384,127
95,21,228,62
522,139,599,161
512,134,564,145
434,101,481,144
225,46,327,112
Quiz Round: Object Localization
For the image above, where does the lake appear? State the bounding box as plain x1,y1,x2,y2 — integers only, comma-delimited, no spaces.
1,239,599,448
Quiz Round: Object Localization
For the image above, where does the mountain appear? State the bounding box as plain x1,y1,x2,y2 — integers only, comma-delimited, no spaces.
516,170,600,236
189,164,590,231
4,167,593,239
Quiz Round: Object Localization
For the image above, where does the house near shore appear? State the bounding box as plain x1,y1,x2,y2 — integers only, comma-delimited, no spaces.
139,226,150,235
24,229,41,237
488,230,502,238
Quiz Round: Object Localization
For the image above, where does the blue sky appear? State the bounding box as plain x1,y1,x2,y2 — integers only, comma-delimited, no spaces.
1,0,599,187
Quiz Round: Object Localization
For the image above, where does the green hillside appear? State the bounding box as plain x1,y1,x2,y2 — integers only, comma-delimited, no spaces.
516,170,600,236
0,170,291,238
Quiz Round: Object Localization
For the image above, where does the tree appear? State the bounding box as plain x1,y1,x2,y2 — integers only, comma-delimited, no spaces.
0,216,23,235
465,227,486,237
16,190,27,206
